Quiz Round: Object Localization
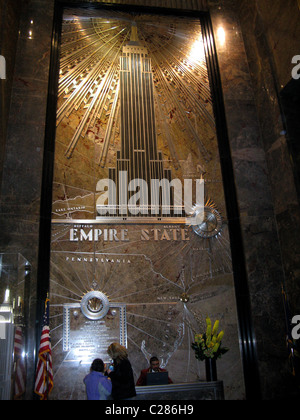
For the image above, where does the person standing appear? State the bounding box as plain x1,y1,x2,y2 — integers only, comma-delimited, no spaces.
106,343,136,400
84,359,112,400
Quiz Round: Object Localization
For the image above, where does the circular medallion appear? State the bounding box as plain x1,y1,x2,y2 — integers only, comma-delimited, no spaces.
80,291,110,320
192,206,223,238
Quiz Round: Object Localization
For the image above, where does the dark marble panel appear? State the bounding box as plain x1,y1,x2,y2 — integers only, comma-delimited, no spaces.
0,0,55,399
234,0,300,321
0,0,23,187
208,0,300,399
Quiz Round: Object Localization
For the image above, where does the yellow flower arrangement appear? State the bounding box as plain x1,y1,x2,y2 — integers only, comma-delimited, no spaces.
192,317,229,360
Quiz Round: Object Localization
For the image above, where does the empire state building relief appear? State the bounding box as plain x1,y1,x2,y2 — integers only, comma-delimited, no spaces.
52,11,218,222
48,8,244,400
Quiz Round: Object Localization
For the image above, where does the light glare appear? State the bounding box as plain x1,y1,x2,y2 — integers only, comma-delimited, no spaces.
189,37,205,63
217,27,226,46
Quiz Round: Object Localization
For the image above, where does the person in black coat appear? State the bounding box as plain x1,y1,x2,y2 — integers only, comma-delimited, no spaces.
106,343,136,400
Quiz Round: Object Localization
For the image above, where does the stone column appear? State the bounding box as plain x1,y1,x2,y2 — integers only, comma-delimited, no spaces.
0,0,55,398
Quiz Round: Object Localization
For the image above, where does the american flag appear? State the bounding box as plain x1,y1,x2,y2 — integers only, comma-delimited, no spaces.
34,297,53,400
13,326,26,398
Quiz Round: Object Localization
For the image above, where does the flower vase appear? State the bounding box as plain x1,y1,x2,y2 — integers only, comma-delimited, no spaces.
205,358,217,381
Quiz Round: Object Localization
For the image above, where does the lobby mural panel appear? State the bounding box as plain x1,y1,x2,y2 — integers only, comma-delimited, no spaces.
49,8,244,399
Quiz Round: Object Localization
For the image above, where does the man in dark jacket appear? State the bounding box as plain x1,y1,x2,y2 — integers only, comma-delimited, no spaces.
136,356,173,386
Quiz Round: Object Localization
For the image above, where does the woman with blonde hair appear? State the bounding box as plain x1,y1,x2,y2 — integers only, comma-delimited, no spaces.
107,343,136,400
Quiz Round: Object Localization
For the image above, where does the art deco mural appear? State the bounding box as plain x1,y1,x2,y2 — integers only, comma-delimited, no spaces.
49,7,244,399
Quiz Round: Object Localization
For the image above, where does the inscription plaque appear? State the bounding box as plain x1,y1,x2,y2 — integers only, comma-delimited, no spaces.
63,302,126,363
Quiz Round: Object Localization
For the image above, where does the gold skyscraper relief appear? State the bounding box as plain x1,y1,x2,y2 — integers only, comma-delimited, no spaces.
108,24,173,217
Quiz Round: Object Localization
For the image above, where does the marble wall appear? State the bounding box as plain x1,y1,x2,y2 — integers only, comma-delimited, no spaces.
0,0,299,399
0,0,23,189
233,0,300,397
0,0,55,398
209,0,300,398
234,0,300,321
